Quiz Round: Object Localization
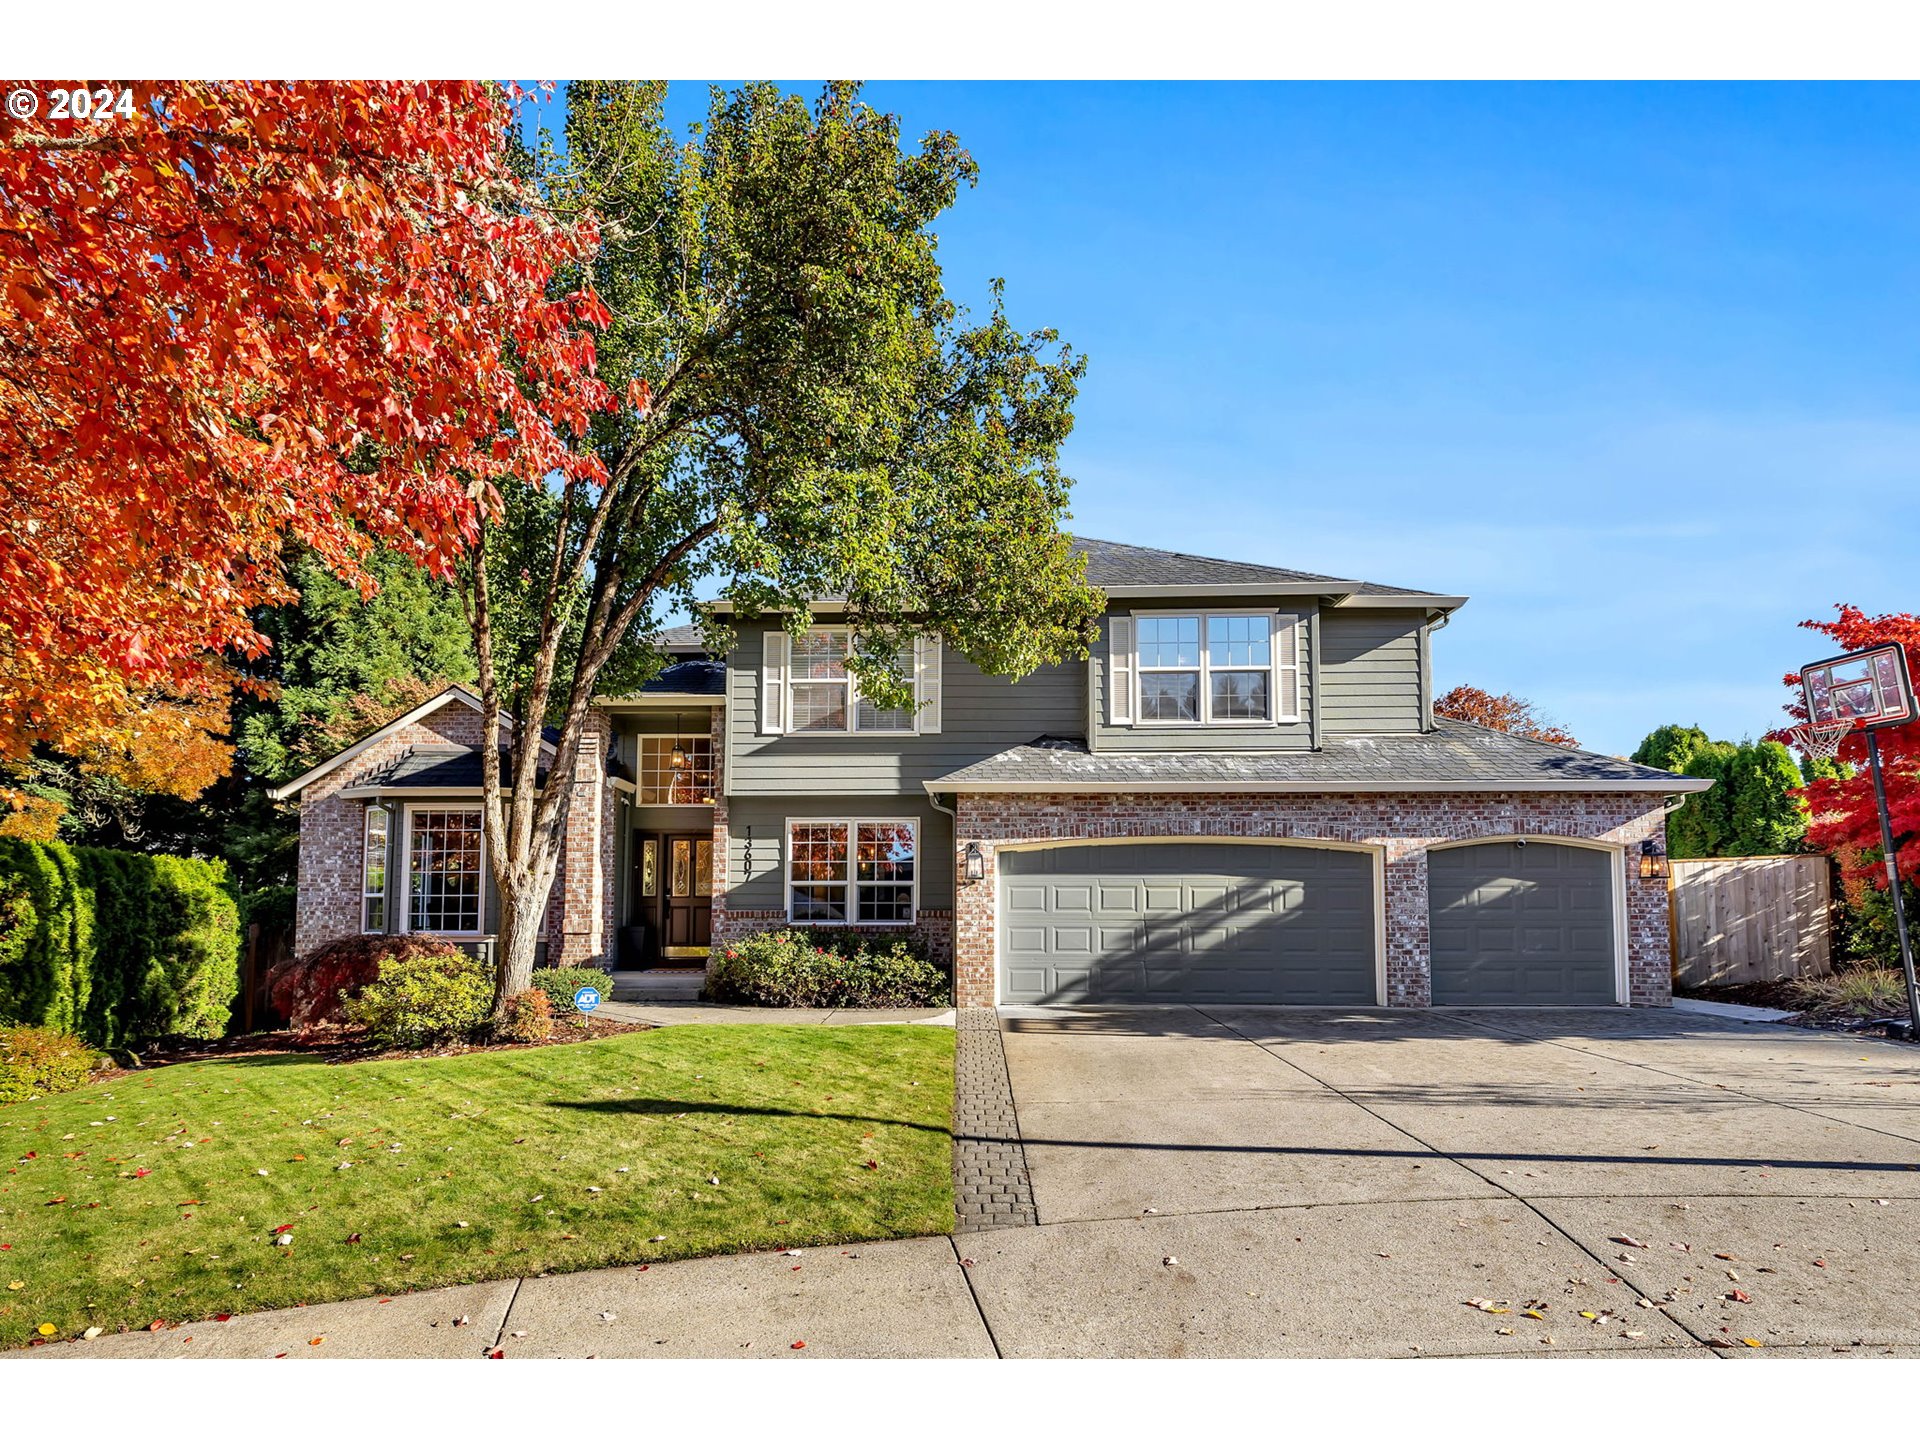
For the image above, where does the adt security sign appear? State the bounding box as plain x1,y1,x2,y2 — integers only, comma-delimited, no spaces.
573,985,603,1013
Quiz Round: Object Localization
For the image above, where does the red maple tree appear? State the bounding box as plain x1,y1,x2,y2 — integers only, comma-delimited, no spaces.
1773,605,1920,889
0,81,609,808
1433,684,1579,747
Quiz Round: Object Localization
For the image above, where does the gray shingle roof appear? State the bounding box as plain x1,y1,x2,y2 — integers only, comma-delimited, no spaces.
617,659,726,698
358,745,550,791
652,623,707,651
1071,536,1448,600
925,719,1710,793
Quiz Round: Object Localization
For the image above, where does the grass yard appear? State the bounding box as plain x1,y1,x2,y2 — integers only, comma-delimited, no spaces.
0,1023,954,1349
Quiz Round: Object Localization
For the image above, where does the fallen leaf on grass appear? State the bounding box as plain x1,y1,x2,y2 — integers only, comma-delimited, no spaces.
36,1323,56,1336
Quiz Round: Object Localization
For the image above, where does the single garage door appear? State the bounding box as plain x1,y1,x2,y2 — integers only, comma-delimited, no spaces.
1428,841,1617,1005
998,842,1376,1005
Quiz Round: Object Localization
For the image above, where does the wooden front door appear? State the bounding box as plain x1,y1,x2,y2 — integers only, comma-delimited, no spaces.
638,832,711,963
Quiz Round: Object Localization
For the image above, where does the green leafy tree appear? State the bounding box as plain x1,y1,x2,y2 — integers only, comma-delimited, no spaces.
463,82,1104,1011
1668,741,1739,858
1725,740,1809,855
1631,723,1712,775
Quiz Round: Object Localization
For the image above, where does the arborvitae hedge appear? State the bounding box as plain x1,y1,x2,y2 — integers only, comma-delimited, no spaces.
0,839,240,1047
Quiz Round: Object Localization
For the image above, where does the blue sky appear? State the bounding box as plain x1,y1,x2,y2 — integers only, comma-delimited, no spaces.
578,82,1920,756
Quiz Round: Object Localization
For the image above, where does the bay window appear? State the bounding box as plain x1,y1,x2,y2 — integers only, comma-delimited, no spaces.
406,806,484,935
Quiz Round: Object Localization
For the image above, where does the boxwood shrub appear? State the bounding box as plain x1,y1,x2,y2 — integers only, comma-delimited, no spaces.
0,1024,109,1103
0,839,240,1048
529,966,610,1016
341,943,491,1048
705,928,950,1008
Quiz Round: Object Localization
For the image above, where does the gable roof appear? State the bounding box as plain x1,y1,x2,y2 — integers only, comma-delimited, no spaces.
699,536,1464,613
1070,537,1459,605
266,684,555,801
651,623,708,653
923,718,1710,795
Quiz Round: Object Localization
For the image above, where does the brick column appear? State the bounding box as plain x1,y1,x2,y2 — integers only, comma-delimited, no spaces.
1382,840,1431,1006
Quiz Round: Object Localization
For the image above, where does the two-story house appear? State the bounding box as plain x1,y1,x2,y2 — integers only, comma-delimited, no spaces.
276,537,1708,1009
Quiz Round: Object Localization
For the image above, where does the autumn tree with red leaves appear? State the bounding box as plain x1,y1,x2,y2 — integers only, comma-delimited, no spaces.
1433,684,1579,747
1775,605,1920,893
0,81,607,827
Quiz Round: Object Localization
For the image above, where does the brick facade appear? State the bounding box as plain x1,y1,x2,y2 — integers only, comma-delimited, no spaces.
292,700,492,956
292,696,586,963
949,791,1672,1010
552,711,617,967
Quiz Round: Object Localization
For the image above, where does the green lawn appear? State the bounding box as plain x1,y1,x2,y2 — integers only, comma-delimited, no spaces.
0,1024,954,1348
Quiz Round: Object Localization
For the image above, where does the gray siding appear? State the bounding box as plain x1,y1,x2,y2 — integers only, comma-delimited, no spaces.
723,794,955,913
725,618,1083,796
1089,598,1317,753
1319,608,1426,734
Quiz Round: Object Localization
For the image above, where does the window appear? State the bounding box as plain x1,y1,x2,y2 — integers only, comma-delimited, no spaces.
406,807,484,935
786,819,917,925
361,805,389,933
1135,612,1280,724
637,735,715,804
789,628,917,733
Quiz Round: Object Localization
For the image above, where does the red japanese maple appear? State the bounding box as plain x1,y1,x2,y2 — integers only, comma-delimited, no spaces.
1774,605,1920,888
0,81,610,776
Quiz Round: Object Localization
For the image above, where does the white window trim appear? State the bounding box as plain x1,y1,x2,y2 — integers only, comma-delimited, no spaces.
635,732,717,808
787,626,923,735
783,817,920,927
396,802,488,938
1130,608,1299,728
361,804,390,935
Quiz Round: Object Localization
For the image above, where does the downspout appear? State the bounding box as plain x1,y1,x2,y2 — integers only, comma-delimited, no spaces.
1422,609,1453,733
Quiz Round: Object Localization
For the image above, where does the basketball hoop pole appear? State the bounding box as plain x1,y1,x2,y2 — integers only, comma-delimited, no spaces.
1866,728,1920,1040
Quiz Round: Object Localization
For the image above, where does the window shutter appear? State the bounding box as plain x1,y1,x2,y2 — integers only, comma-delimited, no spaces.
914,634,943,734
1108,616,1134,726
761,630,789,734
1274,615,1301,722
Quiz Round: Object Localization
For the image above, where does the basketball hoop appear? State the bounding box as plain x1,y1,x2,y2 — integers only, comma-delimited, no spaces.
1788,721,1847,766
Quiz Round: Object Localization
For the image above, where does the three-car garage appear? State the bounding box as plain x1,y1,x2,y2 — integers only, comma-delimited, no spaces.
994,837,1622,1007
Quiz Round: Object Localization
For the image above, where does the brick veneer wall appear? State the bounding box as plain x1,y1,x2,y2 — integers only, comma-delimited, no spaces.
292,701,491,956
293,697,592,962
553,711,617,968
950,791,1673,1010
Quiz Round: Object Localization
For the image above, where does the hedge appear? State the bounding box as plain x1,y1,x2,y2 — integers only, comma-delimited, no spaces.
0,839,241,1048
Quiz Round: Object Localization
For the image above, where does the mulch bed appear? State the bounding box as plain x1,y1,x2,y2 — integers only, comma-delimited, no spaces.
1675,979,1805,1012
100,1013,650,1078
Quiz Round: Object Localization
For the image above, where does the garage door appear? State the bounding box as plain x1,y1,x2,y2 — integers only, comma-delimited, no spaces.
998,842,1376,1005
1428,841,1617,1005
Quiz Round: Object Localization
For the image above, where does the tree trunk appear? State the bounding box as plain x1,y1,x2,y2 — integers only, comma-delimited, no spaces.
492,854,559,1014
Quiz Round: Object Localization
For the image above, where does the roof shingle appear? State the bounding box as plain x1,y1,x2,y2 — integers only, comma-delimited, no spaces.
925,719,1709,793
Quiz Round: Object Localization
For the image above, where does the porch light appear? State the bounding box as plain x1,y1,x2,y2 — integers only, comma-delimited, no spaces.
669,712,688,769
964,842,986,882
1638,837,1670,881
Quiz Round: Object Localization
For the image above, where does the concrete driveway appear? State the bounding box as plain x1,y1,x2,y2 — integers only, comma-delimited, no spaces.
962,1004,1920,1357
21,1006,1920,1359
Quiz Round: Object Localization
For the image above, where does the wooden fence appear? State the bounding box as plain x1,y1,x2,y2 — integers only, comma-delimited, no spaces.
1669,854,1832,988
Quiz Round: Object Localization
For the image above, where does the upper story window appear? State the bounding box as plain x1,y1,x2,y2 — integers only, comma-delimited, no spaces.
1115,611,1300,727
790,628,915,734
637,734,715,805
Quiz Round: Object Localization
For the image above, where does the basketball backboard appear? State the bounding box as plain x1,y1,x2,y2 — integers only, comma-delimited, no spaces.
1800,643,1917,733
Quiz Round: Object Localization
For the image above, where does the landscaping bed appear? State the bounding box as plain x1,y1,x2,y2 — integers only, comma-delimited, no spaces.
0,1023,955,1349
107,1014,650,1076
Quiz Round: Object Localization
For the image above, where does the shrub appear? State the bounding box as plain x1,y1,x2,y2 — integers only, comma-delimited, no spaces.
494,988,553,1044
0,839,239,1047
0,1024,108,1103
1793,966,1912,1021
266,934,459,1032
529,966,609,1016
341,944,491,1048
705,929,950,1008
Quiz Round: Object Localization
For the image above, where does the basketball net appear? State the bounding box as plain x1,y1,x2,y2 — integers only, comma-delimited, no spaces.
1789,721,1847,766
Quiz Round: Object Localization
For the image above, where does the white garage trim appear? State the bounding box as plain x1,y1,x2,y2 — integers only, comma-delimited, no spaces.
987,835,1388,1006
1423,834,1629,1006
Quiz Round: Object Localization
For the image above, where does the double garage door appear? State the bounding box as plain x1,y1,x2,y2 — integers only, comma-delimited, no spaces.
997,839,1617,1006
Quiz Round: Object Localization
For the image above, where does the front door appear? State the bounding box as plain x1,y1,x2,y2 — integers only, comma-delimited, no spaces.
631,831,712,966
